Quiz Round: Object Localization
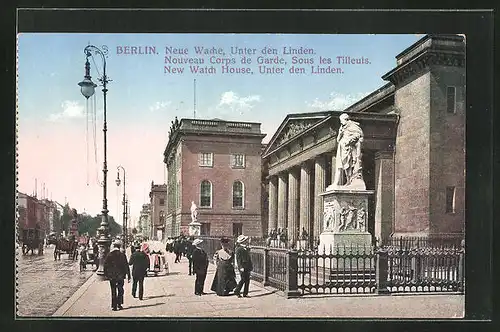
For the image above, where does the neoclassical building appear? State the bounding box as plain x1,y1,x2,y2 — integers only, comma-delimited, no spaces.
163,118,266,238
263,34,465,246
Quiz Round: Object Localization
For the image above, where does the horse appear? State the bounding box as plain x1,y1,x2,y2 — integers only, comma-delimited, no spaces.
54,237,79,261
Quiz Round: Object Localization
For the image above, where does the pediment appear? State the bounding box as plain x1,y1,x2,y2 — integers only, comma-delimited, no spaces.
264,112,330,156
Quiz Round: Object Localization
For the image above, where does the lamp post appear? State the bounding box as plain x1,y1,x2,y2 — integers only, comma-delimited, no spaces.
115,166,127,249
78,45,111,276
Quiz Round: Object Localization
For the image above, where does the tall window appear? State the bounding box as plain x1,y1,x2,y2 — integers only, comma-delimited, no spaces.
159,198,165,206
232,181,244,208
199,152,213,167
446,186,456,213
446,86,456,113
231,154,245,168
200,180,212,208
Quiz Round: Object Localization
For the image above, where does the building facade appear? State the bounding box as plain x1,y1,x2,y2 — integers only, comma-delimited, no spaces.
138,203,151,239
18,192,63,235
163,118,266,238
149,182,167,240
262,34,465,246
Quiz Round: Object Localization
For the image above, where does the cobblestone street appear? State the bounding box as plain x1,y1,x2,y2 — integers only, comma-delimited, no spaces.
16,246,94,317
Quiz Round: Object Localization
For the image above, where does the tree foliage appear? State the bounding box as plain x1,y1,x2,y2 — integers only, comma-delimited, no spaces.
77,214,122,237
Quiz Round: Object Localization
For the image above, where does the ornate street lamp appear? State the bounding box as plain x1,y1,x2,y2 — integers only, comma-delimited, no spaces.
78,45,111,276
116,166,128,249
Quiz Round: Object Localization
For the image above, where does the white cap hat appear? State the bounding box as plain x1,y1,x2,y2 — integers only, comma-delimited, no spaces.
112,239,123,247
236,235,249,244
192,239,203,246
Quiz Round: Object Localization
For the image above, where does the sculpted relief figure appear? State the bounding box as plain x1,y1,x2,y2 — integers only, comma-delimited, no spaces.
333,113,366,190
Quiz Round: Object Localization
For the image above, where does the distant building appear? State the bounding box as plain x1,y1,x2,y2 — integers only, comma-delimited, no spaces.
163,118,266,238
149,182,167,240
138,203,151,239
17,192,63,236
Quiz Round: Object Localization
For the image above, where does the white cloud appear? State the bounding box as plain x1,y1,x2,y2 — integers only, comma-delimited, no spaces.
149,101,171,112
48,100,85,122
217,91,261,115
307,91,370,111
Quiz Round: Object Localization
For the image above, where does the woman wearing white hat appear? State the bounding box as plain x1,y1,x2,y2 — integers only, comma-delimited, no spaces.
210,237,237,296
191,238,209,295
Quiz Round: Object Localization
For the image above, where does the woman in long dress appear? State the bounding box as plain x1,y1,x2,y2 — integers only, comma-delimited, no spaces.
210,237,237,296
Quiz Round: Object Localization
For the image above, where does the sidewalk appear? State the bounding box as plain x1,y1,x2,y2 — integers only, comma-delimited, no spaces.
55,251,464,318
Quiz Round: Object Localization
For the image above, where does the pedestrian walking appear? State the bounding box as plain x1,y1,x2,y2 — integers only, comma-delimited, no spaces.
92,241,99,270
211,237,237,296
174,239,182,263
234,235,253,298
191,238,208,296
186,237,195,275
128,243,149,300
103,240,131,311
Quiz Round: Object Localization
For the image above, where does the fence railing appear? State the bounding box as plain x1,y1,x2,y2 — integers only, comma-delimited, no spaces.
249,241,465,298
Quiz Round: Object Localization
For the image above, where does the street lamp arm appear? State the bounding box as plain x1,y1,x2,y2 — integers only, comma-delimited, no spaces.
84,45,110,86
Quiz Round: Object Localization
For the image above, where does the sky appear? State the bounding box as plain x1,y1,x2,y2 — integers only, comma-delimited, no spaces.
17,33,421,225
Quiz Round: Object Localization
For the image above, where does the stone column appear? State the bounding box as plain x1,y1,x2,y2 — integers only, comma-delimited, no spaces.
331,154,336,185
375,151,395,245
277,172,288,230
299,162,312,239
268,176,278,232
287,169,300,244
313,156,326,240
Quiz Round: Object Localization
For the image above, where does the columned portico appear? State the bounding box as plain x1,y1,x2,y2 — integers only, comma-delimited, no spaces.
277,173,288,230
299,162,312,239
268,176,278,232
263,111,398,248
313,156,326,241
287,169,300,243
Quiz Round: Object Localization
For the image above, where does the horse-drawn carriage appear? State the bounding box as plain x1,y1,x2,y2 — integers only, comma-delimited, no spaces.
20,228,45,255
52,235,79,261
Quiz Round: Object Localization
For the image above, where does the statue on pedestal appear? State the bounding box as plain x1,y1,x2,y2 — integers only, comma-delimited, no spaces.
190,201,198,222
332,113,366,190
189,201,201,236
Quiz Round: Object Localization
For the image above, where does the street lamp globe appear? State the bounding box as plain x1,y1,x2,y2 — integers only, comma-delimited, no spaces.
115,178,121,186
78,77,97,99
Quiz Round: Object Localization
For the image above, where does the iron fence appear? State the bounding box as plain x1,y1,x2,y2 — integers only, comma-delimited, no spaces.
383,236,464,248
297,245,377,295
381,245,465,293
249,239,464,298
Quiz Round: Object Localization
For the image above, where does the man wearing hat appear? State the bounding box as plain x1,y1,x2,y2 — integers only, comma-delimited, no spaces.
103,240,131,311
191,238,209,295
128,243,149,300
234,235,253,298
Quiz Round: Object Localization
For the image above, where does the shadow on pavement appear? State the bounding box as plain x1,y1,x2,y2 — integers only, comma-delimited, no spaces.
144,294,175,299
246,290,278,298
123,302,166,310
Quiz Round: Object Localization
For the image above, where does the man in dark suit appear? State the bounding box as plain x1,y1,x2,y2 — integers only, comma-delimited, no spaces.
128,244,149,300
191,238,208,296
234,235,253,298
103,240,131,311
186,237,195,275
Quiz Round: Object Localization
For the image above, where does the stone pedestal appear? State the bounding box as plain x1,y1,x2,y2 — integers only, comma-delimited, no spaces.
317,188,374,269
188,221,201,237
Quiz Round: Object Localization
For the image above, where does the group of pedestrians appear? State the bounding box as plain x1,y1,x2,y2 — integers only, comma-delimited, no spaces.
103,234,254,311
192,234,253,298
103,240,149,311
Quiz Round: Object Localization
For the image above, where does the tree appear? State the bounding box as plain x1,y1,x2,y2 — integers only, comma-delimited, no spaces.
131,228,138,235
77,214,122,237
59,203,72,234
